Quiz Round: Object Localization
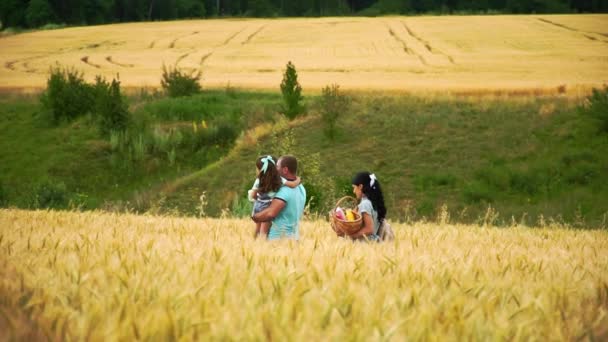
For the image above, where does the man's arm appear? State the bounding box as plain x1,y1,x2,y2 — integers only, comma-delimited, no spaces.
283,176,301,188
252,198,286,222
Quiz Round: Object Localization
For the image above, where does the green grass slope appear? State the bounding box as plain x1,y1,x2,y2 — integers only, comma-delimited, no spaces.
0,90,280,209
158,94,608,227
1,91,606,226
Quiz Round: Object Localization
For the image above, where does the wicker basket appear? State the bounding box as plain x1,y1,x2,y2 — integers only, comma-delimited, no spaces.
330,196,362,235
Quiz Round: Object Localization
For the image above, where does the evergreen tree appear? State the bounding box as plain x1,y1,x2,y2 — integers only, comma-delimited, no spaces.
280,61,304,120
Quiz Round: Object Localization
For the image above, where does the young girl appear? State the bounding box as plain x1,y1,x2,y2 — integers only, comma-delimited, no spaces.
336,171,387,241
248,155,300,238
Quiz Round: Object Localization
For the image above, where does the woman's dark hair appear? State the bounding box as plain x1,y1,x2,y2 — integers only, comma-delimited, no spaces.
352,171,386,223
256,155,282,194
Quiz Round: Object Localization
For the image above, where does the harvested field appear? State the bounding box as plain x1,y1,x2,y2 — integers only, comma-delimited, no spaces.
0,15,607,94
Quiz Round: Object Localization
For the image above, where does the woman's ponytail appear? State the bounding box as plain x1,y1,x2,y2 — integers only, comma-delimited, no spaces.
352,171,386,223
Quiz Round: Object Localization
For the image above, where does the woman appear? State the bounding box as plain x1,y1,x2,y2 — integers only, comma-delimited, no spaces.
335,172,387,241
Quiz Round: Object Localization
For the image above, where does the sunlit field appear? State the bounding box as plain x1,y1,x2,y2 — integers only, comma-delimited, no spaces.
1,15,607,94
1,209,606,340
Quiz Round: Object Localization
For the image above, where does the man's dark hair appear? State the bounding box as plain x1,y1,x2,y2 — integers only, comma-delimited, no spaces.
279,155,298,174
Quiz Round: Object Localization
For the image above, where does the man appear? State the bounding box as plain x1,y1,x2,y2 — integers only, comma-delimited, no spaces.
252,155,306,240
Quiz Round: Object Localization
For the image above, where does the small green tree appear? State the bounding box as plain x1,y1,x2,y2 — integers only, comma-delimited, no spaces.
280,61,304,120
580,85,608,134
318,84,350,140
40,65,95,124
94,75,130,135
161,64,201,97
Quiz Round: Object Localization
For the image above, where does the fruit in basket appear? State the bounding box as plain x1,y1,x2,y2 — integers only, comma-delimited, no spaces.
335,207,345,220
345,209,355,221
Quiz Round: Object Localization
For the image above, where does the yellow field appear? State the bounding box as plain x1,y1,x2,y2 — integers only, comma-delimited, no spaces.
1,209,606,340
1,15,607,94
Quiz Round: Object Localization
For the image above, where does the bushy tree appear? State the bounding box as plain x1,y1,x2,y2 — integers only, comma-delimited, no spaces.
161,64,202,97
280,61,304,120
94,75,130,135
319,84,350,140
40,65,95,124
581,85,608,134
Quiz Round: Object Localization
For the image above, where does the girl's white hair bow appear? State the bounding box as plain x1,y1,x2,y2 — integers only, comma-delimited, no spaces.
370,173,377,188
261,155,275,174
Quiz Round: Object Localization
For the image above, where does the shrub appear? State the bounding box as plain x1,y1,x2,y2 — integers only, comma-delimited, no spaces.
318,84,350,139
32,179,69,209
463,181,494,204
40,65,94,124
210,120,239,147
580,85,608,134
280,61,304,120
161,64,201,98
94,76,130,135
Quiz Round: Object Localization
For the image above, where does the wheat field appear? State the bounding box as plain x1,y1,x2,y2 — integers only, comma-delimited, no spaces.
1,209,606,340
1,15,607,94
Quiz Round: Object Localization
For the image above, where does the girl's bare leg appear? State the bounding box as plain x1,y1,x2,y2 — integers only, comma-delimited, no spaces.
254,222,261,238
260,222,271,237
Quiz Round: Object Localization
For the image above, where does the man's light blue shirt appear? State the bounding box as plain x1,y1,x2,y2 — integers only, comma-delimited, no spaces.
267,183,306,240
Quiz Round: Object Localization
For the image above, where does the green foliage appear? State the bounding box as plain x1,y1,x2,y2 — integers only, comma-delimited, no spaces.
0,0,26,28
280,61,304,120
0,182,7,207
40,65,94,124
414,173,457,191
176,0,206,17
31,179,69,209
463,181,494,204
2,0,607,30
318,84,350,140
247,0,276,16
161,64,202,98
580,86,608,134
94,76,130,135
25,0,55,27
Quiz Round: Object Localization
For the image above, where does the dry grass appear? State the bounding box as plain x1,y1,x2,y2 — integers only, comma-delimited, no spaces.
1,208,607,340
0,15,607,95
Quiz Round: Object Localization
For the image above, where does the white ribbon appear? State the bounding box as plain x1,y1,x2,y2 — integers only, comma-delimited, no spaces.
261,155,275,174
370,173,377,188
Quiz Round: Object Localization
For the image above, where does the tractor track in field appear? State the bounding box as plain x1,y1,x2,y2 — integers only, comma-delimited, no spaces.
4,55,47,74
169,31,199,48
105,56,134,68
80,56,101,69
176,53,190,65
401,21,455,64
200,52,213,66
536,18,608,43
386,24,428,66
221,27,248,46
242,25,266,45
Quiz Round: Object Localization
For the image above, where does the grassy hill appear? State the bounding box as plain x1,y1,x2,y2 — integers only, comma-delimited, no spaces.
1,89,607,226
156,92,608,226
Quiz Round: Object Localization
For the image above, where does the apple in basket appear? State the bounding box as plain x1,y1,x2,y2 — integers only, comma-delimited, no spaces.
335,207,345,220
